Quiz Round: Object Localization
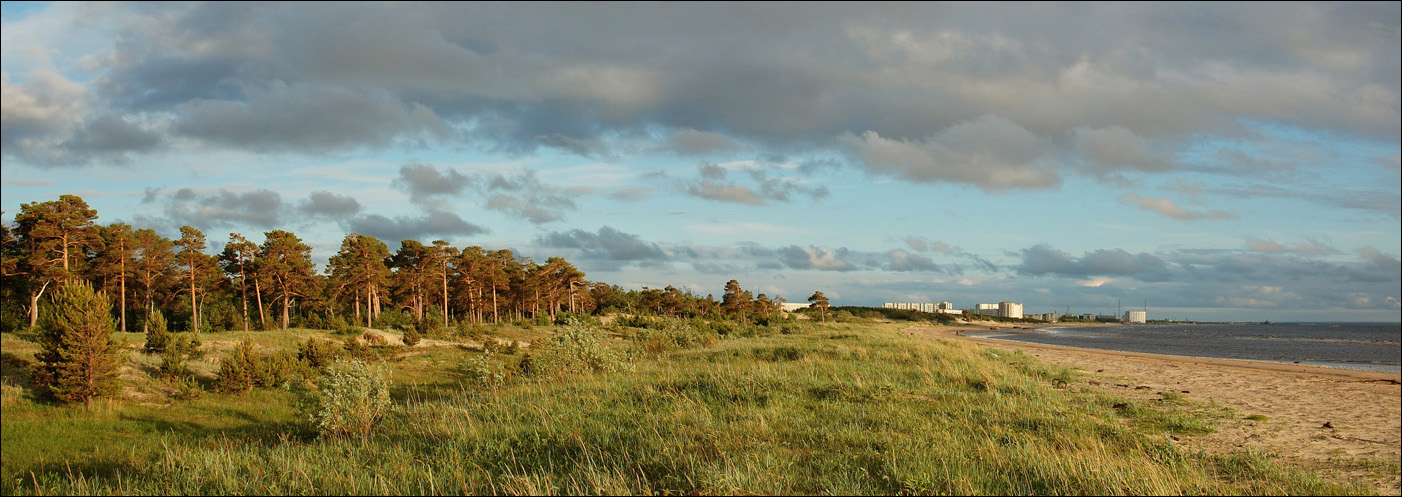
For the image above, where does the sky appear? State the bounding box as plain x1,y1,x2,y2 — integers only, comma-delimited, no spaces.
1,2,1398,323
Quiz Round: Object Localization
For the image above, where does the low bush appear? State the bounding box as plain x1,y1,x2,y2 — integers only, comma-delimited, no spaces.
215,337,258,394
157,335,192,378
306,358,393,439
297,338,339,370
169,375,203,401
342,336,372,361
360,331,388,347
530,319,630,378
462,349,512,389
634,318,718,354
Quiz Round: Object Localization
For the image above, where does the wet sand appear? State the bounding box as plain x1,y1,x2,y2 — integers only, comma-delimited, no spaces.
910,325,1402,495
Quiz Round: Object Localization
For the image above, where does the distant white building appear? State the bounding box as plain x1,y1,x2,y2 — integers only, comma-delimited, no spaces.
972,303,999,316
1124,310,1147,323
998,302,1024,319
883,302,937,313
779,302,811,312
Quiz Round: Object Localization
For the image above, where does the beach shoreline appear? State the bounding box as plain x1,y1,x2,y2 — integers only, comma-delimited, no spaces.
910,324,1402,495
961,327,1402,380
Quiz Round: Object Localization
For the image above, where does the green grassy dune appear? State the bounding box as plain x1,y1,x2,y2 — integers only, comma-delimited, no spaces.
0,321,1371,495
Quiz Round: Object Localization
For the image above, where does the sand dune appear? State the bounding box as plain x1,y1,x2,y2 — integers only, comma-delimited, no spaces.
910,325,1402,495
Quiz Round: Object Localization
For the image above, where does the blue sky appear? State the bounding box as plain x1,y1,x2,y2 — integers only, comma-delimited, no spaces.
2,2,1398,322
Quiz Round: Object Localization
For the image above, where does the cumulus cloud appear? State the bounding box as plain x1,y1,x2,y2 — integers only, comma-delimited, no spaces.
536,226,666,262
1071,125,1173,174
841,116,1062,191
344,209,488,243
1016,244,1169,280
155,187,284,230
1118,193,1233,220
393,163,475,204
680,162,828,205
299,191,362,220
777,245,855,271
480,170,577,224
389,163,575,223
1,71,161,166
886,250,942,272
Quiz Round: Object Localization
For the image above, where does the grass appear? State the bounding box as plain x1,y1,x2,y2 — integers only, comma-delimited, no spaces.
0,321,1375,495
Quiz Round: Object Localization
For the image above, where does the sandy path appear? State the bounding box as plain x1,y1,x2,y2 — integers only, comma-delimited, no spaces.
909,325,1401,495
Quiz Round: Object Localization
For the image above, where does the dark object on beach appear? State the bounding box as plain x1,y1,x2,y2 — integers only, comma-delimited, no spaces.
1088,380,1102,385
1096,369,1104,372
1135,385,1151,390
1181,390,1190,394
1115,383,1131,388
1112,403,1129,410
1322,421,1334,429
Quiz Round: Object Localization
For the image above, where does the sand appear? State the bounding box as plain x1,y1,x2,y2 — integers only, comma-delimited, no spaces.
910,325,1402,495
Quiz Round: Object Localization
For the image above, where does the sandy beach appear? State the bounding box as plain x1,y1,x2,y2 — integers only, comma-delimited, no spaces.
910,325,1402,495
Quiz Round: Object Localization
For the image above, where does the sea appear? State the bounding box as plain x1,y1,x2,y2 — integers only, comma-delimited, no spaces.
965,322,1402,374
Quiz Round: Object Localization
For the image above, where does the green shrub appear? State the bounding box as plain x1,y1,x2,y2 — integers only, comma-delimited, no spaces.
634,318,718,354
343,336,372,361
373,310,412,330
157,335,192,378
297,338,339,370
215,337,258,394
144,309,170,353
185,330,204,359
306,358,393,439
531,319,629,378
253,351,303,388
462,349,512,389
457,322,487,341
169,375,203,401
402,326,421,346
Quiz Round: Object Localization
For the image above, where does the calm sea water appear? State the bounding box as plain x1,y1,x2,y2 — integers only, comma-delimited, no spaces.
967,323,1402,373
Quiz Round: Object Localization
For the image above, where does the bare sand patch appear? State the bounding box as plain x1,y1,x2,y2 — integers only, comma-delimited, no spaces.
909,325,1402,495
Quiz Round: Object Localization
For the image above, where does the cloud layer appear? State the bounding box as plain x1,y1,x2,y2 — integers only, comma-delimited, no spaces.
3,3,1395,190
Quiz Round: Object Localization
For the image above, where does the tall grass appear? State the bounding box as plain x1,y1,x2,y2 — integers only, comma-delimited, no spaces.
1,322,1371,495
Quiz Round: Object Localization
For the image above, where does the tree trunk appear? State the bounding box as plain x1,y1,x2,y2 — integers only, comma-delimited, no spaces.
239,264,249,332
189,264,198,333
119,256,127,333
28,290,40,329
255,278,267,328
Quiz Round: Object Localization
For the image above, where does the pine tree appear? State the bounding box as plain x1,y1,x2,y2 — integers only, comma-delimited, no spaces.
807,291,831,322
34,280,122,407
145,309,171,353
216,337,258,394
